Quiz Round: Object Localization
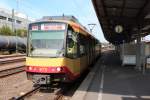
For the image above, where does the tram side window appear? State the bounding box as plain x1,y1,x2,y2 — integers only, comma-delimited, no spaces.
66,30,78,58
79,34,86,56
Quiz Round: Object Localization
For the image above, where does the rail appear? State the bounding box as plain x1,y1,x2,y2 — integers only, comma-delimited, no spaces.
10,86,41,100
0,54,25,59
0,66,25,78
0,57,25,64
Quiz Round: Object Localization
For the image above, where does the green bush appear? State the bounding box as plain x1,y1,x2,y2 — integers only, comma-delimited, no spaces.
16,29,27,37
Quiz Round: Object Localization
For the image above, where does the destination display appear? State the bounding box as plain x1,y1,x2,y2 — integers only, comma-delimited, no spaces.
31,23,66,31
41,23,66,31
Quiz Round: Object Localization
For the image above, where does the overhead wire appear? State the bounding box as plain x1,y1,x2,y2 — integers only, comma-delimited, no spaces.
72,0,102,40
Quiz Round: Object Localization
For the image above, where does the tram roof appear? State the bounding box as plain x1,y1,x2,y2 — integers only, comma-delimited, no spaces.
30,16,97,40
92,0,150,44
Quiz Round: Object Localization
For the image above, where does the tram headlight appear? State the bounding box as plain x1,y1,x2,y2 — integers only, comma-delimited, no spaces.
56,67,62,72
28,66,32,71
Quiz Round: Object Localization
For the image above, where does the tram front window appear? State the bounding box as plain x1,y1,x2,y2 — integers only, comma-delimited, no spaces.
29,31,65,57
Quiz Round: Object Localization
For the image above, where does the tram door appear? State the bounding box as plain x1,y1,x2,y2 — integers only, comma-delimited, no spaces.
66,28,80,73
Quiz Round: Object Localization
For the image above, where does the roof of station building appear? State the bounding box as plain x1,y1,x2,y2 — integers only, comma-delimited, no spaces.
92,0,150,44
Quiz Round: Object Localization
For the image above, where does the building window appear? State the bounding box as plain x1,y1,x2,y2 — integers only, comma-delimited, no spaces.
8,18,14,22
0,16,7,20
79,34,86,56
16,20,22,24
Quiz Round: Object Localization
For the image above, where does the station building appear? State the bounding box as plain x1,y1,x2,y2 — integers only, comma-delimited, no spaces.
0,8,31,30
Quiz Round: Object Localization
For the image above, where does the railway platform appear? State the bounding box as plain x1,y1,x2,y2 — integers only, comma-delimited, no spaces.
71,50,150,100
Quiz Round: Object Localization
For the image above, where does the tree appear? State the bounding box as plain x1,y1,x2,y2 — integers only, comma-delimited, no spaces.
0,25,13,36
0,25,27,37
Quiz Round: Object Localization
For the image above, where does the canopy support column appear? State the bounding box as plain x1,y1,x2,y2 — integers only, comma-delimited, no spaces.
136,32,142,70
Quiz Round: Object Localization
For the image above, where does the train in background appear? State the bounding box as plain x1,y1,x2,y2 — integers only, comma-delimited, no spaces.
0,35,26,54
26,16,101,85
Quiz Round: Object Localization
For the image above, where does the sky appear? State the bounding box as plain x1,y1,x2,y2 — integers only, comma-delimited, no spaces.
0,0,108,42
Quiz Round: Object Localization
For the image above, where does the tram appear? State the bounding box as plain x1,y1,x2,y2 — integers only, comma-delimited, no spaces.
26,16,101,85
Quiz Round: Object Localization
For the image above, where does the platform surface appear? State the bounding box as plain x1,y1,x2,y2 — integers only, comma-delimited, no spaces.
72,50,150,100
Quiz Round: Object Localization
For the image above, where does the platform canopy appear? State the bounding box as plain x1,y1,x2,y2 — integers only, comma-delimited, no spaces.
92,0,150,44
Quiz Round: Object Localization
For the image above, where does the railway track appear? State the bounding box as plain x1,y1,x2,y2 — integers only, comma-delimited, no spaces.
11,69,89,100
0,54,25,59
10,86,64,100
0,56,25,65
0,54,25,78
10,86,41,100
54,89,65,100
8,71,88,100
0,65,25,78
